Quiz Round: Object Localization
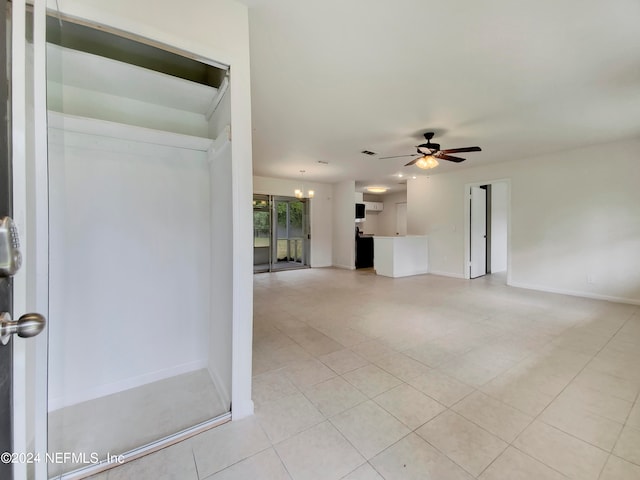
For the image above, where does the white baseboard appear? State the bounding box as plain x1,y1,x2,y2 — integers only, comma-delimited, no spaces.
231,399,255,420
333,264,356,270
508,281,640,306
428,270,466,279
48,359,208,411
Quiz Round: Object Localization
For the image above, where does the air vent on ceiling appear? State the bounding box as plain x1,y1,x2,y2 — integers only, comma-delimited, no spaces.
361,150,377,156
317,160,329,165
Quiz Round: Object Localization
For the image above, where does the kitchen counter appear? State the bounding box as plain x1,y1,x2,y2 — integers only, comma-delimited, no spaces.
373,235,428,278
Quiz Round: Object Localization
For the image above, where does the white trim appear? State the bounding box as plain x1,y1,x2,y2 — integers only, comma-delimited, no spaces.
206,76,230,121
32,2,50,478
208,125,231,162
333,264,357,270
508,281,640,306
55,412,231,480
48,360,209,411
47,111,215,152
428,271,466,279
11,3,28,478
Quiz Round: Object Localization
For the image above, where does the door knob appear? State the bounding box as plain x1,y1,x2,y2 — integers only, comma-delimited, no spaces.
0,312,46,345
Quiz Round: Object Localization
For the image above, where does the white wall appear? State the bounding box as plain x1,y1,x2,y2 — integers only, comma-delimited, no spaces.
48,0,254,418
491,182,508,273
332,180,356,269
360,211,379,235
48,125,211,409
408,138,640,303
378,191,408,236
253,175,333,267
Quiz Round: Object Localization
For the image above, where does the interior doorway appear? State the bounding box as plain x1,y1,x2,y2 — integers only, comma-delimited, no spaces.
253,195,310,273
466,180,509,281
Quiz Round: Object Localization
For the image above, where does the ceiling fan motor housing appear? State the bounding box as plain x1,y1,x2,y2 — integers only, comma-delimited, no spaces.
417,142,439,154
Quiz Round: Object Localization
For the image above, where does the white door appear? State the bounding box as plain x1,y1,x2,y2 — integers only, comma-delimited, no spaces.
396,202,407,236
470,186,487,278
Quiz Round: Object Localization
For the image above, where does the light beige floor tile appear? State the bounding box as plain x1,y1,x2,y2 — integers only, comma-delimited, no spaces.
275,421,365,480
416,410,507,477
107,443,200,480
318,326,372,348
404,341,469,368
252,370,300,407
549,329,610,355
254,332,296,353
371,352,431,382
554,383,633,424
478,446,567,480
318,349,369,374
481,377,556,416
453,391,533,442
438,351,516,387
343,364,402,398
303,376,367,417
349,341,396,362
373,384,445,430
370,432,474,480
86,473,109,480
600,455,640,480
407,370,474,406
628,401,640,428
289,329,344,356
256,393,324,443
282,358,337,389
341,463,384,480
206,448,291,480
572,368,640,402
330,401,410,459
513,421,608,480
191,418,271,478
539,398,623,451
614,425,640,465
267,344,313,369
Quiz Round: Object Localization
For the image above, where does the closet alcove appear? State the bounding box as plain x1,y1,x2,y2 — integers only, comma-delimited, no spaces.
45,29,233,477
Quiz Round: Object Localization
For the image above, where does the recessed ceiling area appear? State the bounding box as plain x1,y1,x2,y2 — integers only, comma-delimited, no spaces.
239,0,640,189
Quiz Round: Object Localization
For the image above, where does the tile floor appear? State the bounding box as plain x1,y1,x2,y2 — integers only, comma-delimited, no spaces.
89,268,640,479
51,369,228,478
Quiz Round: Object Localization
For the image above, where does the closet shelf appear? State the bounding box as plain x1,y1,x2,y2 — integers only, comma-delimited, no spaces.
48,111,215,152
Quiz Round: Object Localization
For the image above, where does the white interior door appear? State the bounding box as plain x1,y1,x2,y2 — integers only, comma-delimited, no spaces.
470,186,487,278
396,202,407,236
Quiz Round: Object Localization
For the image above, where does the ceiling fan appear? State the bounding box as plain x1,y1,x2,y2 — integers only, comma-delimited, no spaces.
380,132,481,168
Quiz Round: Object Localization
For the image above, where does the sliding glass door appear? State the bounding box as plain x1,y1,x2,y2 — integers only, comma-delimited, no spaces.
253,195,309,273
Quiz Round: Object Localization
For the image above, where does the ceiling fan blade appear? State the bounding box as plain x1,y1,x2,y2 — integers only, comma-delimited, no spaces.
379,154,419,160
435,153,466,163
440,146,481,154
404,157,421,166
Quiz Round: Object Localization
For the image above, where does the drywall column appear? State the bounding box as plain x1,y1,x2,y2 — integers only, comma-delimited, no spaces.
332,180,356,269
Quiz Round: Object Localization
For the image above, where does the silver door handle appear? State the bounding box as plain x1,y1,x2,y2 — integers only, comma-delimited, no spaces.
0,312,46,345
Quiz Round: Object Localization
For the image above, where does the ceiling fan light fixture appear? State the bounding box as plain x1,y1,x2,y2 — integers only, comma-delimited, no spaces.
415,156,439,170
366,186,388,193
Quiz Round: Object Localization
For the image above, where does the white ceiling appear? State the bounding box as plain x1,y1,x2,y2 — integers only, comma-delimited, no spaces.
240,0,640,193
